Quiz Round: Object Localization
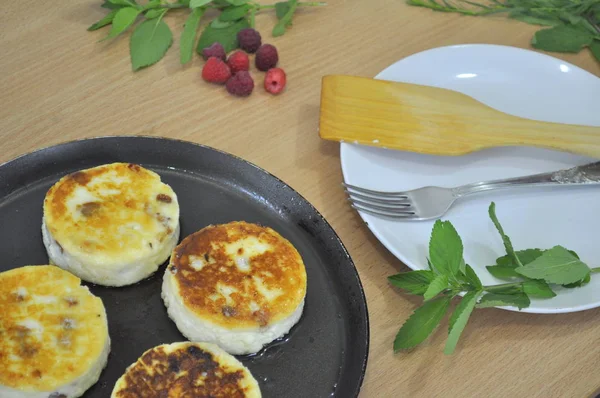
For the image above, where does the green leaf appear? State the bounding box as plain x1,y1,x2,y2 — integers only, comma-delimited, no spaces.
88,9,119,31
145,8,164,19
591,40,600,62
394,296,452,351
522,280,556,298
275,1,293,27
143,0,161,9
210,19,234,28
562,273,591,288
388,270,436,295
486,265,521,279
219,4,251,21
102,0,123,9
477,293,530,310
276,1,291,19
226,0,248,5
109,0,137,6
532,25,593,53
190,0,213,7
509,12,559,26
180,7,205,65
428,220,464,278
515,245,591,285
463,264,483,290
488,202,522,267
445,291,480,354
104,7,141,40
273,0,297,36
196,17,249,54
423,275,449,301
130,17,173,71
496,249,544,268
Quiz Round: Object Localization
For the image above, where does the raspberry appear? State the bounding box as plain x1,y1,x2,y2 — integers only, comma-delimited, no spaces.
227,51,250,74
237,28,262,53
201,42,226,61
226,71,254,97
264,68,287,95
202,57,231,84
255,44,278,72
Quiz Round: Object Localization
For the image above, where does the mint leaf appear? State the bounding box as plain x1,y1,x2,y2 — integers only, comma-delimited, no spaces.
562,273,591,288
509,12,559,26
130,17,173,71
486,265,521,279
477,293,530,310
522,280,556,298
515,245,591,284
532,25,593,53
276,1,291,20
388,270,436,295
423,275,449,301
143,0,161,9
104,7,141,40
444,291,480,354
180,7,205,65
145,8,164,19
102,0,123,9
219,5,251,22
497,248,544,268
190,0,213,7
489,202,522,267
394,296,451,351
226,0,248,5
196,17,249,53
463,264,483,290
428,220,463,278
591,40,600,62
88,9,119,31
273,0,297,36
109,0,138,6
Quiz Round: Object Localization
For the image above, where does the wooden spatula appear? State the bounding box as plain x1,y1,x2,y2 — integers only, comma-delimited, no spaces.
319,75,600,158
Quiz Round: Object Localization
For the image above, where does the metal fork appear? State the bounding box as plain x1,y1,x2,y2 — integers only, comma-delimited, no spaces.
344,161,600,221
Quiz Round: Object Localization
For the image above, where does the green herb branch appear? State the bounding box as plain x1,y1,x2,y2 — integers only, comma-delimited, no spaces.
88,0,327,71
406,0,600,63
389,202,597,355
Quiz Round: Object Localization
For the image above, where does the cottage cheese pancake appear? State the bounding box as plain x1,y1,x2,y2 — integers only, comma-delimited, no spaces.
42,162,180,286
0,265,110,398
111,342,261,398
162,221,307,355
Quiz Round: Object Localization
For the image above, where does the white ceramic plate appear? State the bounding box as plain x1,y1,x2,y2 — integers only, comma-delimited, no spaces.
341,44,600,314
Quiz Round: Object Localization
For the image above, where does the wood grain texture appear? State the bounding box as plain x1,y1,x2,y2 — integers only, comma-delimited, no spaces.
320,75,600,157
1,1,599,397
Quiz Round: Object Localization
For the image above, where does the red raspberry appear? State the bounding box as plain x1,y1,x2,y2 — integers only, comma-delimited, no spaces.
201,42,226,61
202,57,231,84
264,68,287,95
226,71,254,97
255,44,278,72
237,28,262,53
227,51,250,74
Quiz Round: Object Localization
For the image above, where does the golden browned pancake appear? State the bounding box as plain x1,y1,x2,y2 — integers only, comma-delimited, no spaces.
162,221,307,354
42,162,180,286
0,265,110,397
111,342,261,398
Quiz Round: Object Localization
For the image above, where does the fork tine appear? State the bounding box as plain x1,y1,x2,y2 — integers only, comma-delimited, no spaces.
351,204,417,219
342,183,408,198
345,190,412,205
348,198,414,211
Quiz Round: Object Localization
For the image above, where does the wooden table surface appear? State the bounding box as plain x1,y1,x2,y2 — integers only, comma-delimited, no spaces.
1,1,599,397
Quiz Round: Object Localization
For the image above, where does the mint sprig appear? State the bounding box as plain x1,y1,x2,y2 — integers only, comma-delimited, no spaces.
88,0,327,71
406,0,600,63
390,202,598,354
